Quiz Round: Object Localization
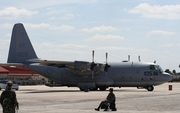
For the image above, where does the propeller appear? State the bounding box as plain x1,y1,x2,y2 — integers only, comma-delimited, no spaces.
128,55,130,61
138,55,141,62
104,52,111,76
90,50,97,79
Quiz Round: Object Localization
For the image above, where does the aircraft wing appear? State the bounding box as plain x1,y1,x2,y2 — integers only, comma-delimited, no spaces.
27,50,111,76
28,58,104,72
41,60,74,67
28,58,73,67
29,58,91,69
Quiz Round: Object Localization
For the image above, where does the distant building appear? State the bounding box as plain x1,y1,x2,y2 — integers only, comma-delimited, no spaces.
0,66,9,79
171,73,180,82
0,66,48,85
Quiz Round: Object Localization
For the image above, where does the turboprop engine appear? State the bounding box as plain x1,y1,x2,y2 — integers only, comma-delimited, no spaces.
74,61,91,71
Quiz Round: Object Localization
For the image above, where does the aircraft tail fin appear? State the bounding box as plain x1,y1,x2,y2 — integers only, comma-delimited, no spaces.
7,23,37,64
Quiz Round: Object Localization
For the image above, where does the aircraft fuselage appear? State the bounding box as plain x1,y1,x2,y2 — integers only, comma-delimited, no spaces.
28,61,171,91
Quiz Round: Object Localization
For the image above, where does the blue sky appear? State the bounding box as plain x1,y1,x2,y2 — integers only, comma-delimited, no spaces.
0,0,180,71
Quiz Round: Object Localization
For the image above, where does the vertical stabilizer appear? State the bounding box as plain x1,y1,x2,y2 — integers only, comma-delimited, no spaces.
7,23,37,64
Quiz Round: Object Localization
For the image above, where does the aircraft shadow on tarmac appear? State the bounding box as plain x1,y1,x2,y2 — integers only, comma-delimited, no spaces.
20,89,149,93
114,89,151,92
23,90,81,93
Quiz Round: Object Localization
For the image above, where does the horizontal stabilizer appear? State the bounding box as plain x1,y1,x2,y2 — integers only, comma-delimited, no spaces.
0,63,26,67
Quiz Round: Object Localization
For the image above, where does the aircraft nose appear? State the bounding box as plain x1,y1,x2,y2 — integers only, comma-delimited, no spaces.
163,73,172,82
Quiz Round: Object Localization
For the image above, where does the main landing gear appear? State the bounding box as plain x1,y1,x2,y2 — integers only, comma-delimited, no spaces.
146,85,154,91
79,86,107,91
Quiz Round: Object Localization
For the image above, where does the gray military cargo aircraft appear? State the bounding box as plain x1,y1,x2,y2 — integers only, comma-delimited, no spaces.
0,23,172,91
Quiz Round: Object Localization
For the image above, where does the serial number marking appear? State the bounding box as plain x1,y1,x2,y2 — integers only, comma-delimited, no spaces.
17,52,28,57
18,43,25,48
144,71,158,76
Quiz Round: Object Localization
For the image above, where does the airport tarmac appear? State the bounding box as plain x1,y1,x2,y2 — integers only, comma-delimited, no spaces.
0,83,180,113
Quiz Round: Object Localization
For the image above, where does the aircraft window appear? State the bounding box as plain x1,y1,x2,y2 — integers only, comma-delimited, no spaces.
155,65,163,73
150,65,155,70
150,65,163,73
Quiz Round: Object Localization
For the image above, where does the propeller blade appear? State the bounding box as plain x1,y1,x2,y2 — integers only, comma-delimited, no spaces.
104,64,111,72
104,52,111,75
105,53,108,77
92,50,94,63
106,53,108,64
128,55,130,61
91,50,96,79
105,71,108,77
138,56,141,62
90,50,96,70
92,71,94,79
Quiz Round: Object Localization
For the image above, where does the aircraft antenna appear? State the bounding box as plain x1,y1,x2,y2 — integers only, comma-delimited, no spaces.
154,60,156,64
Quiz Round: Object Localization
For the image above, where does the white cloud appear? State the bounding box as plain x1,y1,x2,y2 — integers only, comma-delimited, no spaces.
81,25,117,32
60,13,74,19
25,23,74,31
161,44,173,47
46,8,74,20
46,8,63,15
20,0,98,9
177,43,180,46
147,30,176,36
129,3,180,19
45,43,88,49
86,34,124,41
34,42,90,60
0,23,13,29
0,7,38,19
97,46,134,51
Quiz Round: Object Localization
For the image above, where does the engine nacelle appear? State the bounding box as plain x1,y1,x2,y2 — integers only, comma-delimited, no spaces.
73,61,107,73
74,61,91,70
94,64,104,72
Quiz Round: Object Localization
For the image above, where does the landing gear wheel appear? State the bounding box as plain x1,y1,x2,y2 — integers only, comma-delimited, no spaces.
79,88,84,91
146,86,154,91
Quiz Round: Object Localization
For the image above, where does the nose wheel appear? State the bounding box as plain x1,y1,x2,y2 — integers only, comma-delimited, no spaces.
146,85,154,91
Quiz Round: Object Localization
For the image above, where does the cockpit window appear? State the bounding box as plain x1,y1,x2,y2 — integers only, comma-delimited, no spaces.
150,65,163,73
155,65,163,73
150,65,155,70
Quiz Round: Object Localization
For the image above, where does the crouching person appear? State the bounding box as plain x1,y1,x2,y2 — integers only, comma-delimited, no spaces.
95,88,117,111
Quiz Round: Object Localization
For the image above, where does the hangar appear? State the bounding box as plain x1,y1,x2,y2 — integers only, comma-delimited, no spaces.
0,66,47,85
0,66,9,78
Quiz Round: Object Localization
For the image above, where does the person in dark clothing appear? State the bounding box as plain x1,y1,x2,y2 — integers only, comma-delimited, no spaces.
95,88,116,111
0,81,19,113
